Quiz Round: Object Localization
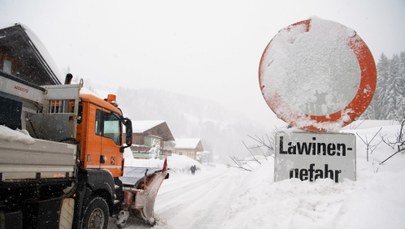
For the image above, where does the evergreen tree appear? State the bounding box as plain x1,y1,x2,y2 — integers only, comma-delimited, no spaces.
398,52,405,118
364,53,390,119
362,52,405,121
386,54,400,120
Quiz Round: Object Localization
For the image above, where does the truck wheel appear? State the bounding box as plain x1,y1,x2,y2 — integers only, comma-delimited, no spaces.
81,197,109,229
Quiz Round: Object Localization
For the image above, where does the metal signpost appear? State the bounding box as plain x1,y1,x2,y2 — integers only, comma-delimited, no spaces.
259,18,376,183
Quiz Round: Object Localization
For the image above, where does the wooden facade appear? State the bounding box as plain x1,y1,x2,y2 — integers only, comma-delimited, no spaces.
130,121,175,159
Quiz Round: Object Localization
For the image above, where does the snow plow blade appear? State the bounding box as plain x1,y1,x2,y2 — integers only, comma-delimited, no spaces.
118,159,168,226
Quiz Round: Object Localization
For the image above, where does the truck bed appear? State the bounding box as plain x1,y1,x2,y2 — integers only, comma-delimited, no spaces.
0,138,76,181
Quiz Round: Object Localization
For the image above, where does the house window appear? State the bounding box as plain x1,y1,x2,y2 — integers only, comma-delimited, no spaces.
3,60,12,74
145,135,161,147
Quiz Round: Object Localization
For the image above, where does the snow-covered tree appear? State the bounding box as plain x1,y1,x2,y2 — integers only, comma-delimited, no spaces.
363,52,405,121
398,52,405,118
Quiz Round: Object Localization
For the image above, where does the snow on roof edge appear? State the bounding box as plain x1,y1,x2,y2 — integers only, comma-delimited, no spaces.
19,23,63,84
175,138,201,149
132,120,166,133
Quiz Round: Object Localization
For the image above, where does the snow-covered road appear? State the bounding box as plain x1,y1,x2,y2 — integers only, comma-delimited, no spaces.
114,165,246,229
155,166,243,229
111,157,405,229
110,123,405,229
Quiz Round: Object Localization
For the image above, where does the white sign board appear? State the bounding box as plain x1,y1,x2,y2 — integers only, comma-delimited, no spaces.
275,131,356,183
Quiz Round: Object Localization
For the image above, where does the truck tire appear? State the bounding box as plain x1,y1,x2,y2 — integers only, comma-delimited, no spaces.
81,197,109,229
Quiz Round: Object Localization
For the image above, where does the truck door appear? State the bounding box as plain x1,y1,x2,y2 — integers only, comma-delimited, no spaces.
82,105,123,176
99,111,123,177
82,106,103,169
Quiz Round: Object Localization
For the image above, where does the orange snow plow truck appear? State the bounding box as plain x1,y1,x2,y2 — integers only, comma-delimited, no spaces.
0,24,168,229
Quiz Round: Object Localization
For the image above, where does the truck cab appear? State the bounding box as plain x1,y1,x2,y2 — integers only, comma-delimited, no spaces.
0,24,167,229
78,94,129,177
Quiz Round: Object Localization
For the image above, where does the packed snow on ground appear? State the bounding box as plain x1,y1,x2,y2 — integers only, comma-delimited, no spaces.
118,121,405,229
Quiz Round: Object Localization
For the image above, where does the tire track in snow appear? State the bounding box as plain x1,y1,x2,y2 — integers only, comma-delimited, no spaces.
108,171,226,229
189,169,243,229
157,170,224,200
154,168,245,229
155,171,229,218
110,167,246,229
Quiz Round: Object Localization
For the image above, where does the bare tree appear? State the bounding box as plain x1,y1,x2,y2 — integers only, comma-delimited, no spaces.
247,134,273,159
356,127,383,163
380,116,405,165
246,127,280,159
228,156,252,172
242,141,262,164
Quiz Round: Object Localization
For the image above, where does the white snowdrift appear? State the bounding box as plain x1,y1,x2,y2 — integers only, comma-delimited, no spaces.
0,125,35,144
221,124,405,229
343,119,399,130
139,122,405,229
124,147,201,172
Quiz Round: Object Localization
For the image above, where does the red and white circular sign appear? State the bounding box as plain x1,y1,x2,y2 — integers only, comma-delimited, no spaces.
259,18,376,132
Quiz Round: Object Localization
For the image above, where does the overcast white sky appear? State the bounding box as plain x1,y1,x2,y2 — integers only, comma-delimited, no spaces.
1,0,404,127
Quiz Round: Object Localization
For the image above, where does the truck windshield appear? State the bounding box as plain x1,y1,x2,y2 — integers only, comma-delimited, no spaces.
95,110,121,145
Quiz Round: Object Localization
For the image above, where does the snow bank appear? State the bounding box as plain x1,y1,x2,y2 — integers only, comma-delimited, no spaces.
121,122,404,229
343,119,399,130
221,123,405,229
335,170,405,229
221,159,354,229
124,148,201,172
0,125,35,144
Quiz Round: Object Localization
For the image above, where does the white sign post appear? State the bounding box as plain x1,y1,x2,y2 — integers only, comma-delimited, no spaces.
275,131,356,183
258,18,377,183
259,18,376,132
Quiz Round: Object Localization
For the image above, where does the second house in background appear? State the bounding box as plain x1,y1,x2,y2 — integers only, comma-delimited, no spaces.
174,138,204,161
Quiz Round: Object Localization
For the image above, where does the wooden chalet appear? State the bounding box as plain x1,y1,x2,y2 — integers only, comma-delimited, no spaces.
0,24,61,86
130,120,175,159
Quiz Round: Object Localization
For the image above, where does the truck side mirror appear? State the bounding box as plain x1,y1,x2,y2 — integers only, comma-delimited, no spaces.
120,118,132,152
124,118,132,146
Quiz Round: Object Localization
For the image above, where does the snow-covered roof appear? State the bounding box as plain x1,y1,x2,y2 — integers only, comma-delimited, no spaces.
132,120,175,141
22,24,62,83
175,138,202,149
132,120,165,133
0,24,62,85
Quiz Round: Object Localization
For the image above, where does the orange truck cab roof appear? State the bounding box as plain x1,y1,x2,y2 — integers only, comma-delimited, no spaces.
80,93,122,115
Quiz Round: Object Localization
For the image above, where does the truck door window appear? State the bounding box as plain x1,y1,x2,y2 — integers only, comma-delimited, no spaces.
95,110,103,136
95,109,121,145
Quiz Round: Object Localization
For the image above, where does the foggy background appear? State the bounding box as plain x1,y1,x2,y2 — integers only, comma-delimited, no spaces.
1,0,404,159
